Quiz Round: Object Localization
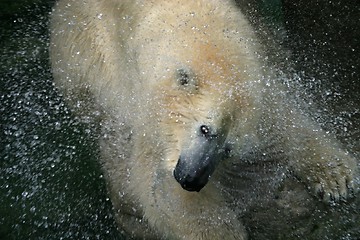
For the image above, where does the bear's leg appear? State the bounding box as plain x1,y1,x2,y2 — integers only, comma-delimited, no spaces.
99,123,159,239
281,110,358,203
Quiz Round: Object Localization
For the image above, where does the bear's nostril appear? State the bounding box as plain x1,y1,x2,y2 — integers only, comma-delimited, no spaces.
200,125,210,136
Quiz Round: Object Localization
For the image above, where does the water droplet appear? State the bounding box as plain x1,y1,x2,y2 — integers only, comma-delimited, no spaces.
30,206,36,213
22,191,29,198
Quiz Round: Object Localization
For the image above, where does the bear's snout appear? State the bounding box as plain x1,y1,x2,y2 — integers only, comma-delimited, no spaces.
173,125,225,192
173,156,210,192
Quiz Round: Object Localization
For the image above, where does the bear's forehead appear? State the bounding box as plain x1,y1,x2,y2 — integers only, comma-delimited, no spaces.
167,42,249,80
138,2,252,45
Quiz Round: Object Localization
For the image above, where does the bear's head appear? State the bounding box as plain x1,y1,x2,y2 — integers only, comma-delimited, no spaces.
131,4,264,192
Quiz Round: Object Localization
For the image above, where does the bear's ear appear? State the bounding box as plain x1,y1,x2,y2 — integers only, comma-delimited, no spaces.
176,68,198,92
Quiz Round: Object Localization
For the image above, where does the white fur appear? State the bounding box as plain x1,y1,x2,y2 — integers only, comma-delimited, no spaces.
50,0,358,239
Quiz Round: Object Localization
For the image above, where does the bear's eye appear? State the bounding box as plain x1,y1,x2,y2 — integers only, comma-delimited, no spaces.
200,125,218,140
176,68,198,92
200,125,210,135
177,68,191,86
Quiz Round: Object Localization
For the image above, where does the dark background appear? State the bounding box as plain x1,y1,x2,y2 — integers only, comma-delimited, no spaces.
0,1,123,239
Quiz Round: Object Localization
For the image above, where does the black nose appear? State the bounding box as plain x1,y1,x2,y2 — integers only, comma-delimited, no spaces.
173,158,209,192
173,124,221,192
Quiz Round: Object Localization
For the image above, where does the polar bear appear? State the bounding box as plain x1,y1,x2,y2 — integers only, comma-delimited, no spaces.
50,0,358,239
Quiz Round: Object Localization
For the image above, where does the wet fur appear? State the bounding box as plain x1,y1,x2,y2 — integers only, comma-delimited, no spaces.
50,0,358,239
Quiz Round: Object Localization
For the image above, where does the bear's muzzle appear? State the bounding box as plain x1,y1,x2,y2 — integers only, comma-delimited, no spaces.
173,125,225,192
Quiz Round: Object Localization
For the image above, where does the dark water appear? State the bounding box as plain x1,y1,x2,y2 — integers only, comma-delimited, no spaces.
0,1,122,239
0,1,359,239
